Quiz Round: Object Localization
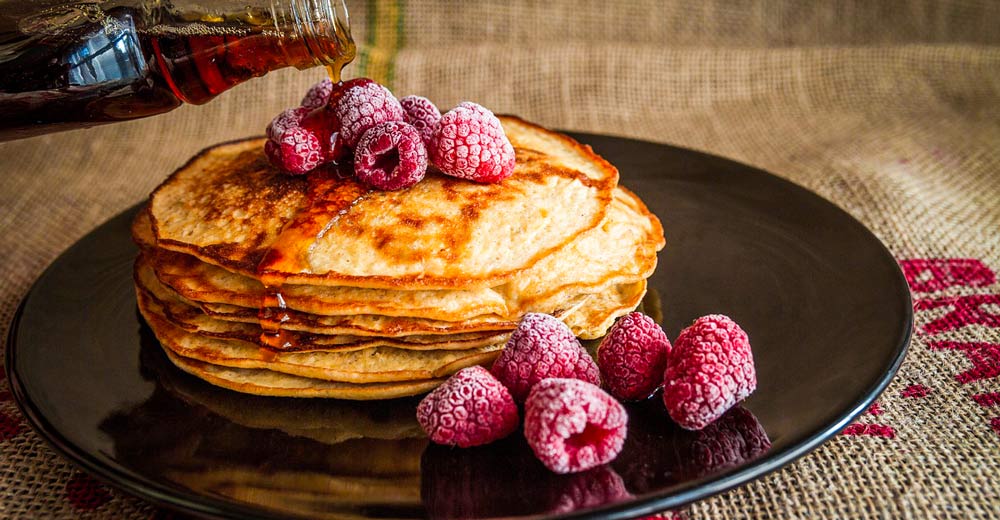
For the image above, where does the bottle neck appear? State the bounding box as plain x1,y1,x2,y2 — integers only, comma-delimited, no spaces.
149,0,356,105
284,0,356,76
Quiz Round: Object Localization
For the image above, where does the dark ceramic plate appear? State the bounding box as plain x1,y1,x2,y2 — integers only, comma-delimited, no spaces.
6,133,911,519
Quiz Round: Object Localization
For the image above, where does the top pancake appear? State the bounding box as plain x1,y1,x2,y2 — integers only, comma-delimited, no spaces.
150,116,618,290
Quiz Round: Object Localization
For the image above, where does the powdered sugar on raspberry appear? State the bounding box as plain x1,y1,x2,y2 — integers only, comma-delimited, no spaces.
523,378,628,474
333,81,405,150
416,366,519,448
598,312,672,401
267,125,325,174
354,121,428,190
430,102,516,183
300,78,335,109
400,95,442,147
264,106,333,174
662,314,756,430
491,313,600,403
266,106,309,142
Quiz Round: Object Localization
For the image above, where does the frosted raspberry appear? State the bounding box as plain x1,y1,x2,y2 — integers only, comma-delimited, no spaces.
332,80,405,151
491,313,600,403
416,366,519,448
300,78,334,109
265,125,324,175
264,106,332,174
597,312,672,401
400,95,442,147
430,102,516,183
662,314,756,430
523,378,628,474
674,406,770,479
353,121,428,191
266,106,309,143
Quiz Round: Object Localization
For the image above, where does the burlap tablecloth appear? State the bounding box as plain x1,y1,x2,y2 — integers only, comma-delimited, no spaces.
2,1,999,518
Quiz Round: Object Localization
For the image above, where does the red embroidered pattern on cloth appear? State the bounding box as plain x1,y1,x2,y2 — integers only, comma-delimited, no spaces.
65,472,112,511
843,257,1000,441
915,295,1000,334
906,258,1000,439
899,259,995,292
841,424,897,439
900,384,931,398
0,369,24,441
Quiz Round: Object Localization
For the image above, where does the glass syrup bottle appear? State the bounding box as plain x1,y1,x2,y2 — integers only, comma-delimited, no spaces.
0,0,355,141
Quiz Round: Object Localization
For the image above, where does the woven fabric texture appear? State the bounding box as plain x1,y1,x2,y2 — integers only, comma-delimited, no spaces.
1,1,999,518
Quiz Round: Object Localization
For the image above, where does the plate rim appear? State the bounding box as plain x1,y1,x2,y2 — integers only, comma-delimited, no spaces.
4,133,913,519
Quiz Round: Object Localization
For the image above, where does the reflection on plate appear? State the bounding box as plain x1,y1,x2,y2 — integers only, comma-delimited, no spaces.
7,133,910,519
112,325,769,518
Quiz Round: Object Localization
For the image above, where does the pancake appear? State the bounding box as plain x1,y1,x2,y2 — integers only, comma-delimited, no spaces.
136,258,512,351
163,348,445,399
146,187,662,323
194,285,639,337
154,248,509,321
563,279,648,339
149,116,619,290
142,297,504,384
136,116,666,399
138,251,646,338
499,186,663,315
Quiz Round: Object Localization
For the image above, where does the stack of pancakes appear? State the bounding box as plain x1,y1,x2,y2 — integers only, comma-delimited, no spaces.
133,116,664,399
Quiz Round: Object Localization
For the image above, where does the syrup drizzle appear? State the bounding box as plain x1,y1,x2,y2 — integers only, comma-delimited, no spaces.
255,56,359,351
256,163,371,351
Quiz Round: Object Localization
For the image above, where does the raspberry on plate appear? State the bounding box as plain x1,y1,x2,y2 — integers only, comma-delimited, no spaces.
332,80,405,151
491,313,600,403
597,312,672,401
430,101,516,183
354,121,428,191
662,314,756,430
523,378,628,474
416,366,519,448
400,95,442,147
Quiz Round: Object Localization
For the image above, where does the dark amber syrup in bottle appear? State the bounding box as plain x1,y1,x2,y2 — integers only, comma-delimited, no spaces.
0,5,355,140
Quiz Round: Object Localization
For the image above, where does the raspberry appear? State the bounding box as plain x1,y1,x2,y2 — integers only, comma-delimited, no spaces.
400,95,441,147
597,312,672,401
674,406,771,479
662,314,756,430
332,80,405,151
266,106,309,143
430,102,516,183
523,378,628,474
353,121,428,191
265,106,329,174
416,366,519,448
300,78,334,109
491,313,600,403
